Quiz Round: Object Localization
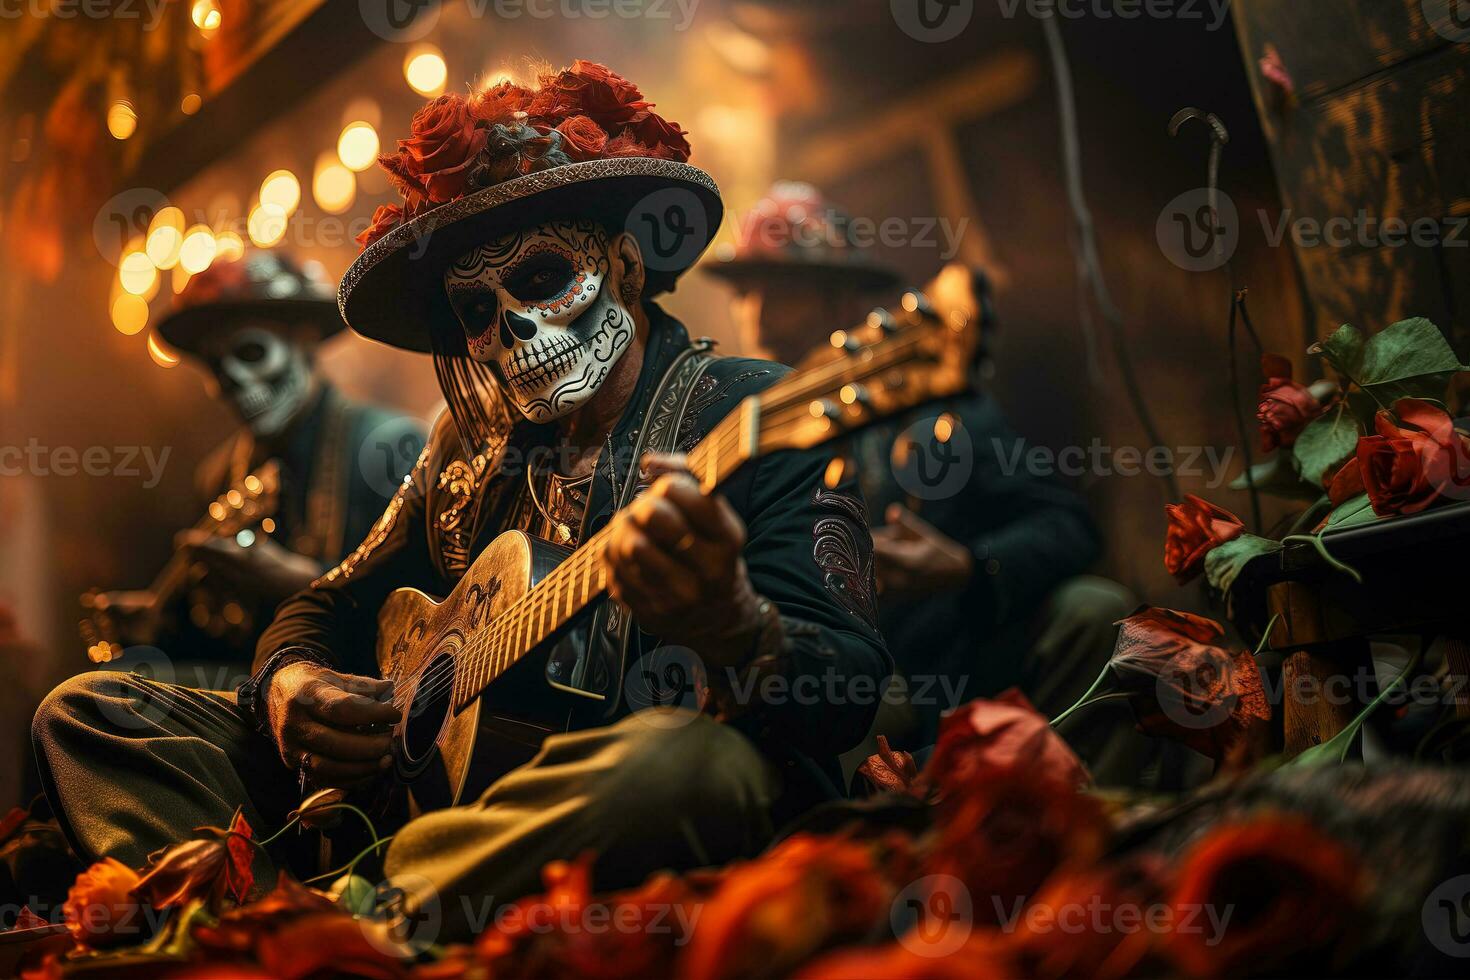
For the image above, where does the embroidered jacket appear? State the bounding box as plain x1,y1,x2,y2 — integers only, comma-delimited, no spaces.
255,307,888,805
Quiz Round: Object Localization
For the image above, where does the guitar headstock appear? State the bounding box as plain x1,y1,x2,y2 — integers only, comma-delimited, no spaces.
753,263,983,455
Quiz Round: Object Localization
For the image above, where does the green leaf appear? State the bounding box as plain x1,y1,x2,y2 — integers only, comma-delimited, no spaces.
1343,318,1466,406
1204,533,1283,595
1288,649,1422,767
1311,323,1366,379
1292,404,1363,487
1229,453,1321,499
1325,492,1378,529
334,873,378,916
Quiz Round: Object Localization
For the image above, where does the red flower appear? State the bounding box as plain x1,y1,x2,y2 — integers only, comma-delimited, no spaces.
1163,495,1245,584
1003,866,1158,980
192,873,338,956
476,79,533,127
856,735,921,797
1356,398,1470,516
926,690,1089,796
396,94,488,203
796,934,1013,978
1323,455,1366,505
256,913,412,979
926,769,1109,925
555,115,610,162
132,809,255,909
1109,608,1270,765
62,858,144,949
679,835,891,980
1164,817,1363,978
530,61,650,129
627,111,691,162
1256,354,1330,452
357,204,405,249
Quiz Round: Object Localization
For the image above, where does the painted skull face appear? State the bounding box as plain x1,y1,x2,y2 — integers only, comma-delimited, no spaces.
211,325,312,437
445,219,636,423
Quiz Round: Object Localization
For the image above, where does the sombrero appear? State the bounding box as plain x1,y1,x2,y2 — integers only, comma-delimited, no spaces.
158,249,342,355
702,181,901,293
339,63,723,355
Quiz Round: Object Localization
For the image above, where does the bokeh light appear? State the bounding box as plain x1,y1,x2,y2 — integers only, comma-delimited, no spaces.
405,45,447,96
259,170,301,215
214,230,245,262
147,333,180,368
179,225,217,274
191,0,222,31
145,207,185,269
313,155,356,214
106,101,137,140
110,293,148,335
119,251,157,296
337,121,380,172
248,203,287,247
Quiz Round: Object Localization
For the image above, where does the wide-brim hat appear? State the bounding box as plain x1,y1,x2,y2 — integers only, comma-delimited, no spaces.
701,180,901,294
159,249,343,355
340,158,722,354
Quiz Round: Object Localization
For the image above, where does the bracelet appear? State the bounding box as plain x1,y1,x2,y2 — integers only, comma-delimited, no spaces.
236,647,329,735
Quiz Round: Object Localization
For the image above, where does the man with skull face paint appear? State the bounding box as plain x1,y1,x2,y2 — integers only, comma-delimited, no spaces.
33,64,888,933
76,249,427,660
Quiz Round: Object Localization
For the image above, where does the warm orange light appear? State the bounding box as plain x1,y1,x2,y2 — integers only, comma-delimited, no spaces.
248,203,288,247
119,251,157,296
337,121,380,172
191,0,222,31
214,231,245,262
259,170,300,216
178,225,217,274
313,156,356,214
106,102,137,140
181,93,202,115
110,293,148,335
404,45,447,96
147,333,180,368
145,207,185,269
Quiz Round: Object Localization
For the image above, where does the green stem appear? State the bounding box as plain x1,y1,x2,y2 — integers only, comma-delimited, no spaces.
1288,647,1424,767
1051,691,1134,728
304,835,396,886
258,803,380,849
1049,665,1113,728
1252,614,1280,657
1281,534,1363,585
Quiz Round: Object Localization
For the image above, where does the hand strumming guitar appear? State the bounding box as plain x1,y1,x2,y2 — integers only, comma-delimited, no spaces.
871,504,974,600
603,456,767,670
265,663,399,787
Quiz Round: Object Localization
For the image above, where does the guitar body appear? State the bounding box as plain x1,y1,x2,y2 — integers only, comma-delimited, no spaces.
376,531,583,813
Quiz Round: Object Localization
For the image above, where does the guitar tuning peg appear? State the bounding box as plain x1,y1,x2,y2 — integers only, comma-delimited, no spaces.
866,309,898,334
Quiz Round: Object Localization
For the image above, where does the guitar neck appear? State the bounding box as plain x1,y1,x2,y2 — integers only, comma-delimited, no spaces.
450,330,934,711
448,410,757,710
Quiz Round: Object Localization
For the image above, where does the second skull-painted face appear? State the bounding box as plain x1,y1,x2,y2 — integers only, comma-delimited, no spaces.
444,219,637,424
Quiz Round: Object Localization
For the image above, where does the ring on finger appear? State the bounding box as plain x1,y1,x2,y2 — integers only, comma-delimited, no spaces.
674,531,696,553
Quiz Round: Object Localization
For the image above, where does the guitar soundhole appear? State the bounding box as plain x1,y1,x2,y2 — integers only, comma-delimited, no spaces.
401,652,456,768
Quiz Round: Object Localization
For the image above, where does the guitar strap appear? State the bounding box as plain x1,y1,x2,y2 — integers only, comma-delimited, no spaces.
584,337,716,711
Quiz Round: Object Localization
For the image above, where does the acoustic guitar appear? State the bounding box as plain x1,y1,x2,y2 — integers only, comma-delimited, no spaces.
377,269,980,812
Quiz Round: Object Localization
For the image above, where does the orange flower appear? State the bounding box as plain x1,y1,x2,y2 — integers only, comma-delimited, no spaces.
795,933,1013,978
926,690,1089,795
555,115,610,162
1163,496,1244,584
357,204,405,250
1109,608,1270,764
1356,398,1470,516
398,94,489,203
62,857,145,949
1002,866,1158,980
926,769,1110,926
679,835,891,980
1163,817,1364,978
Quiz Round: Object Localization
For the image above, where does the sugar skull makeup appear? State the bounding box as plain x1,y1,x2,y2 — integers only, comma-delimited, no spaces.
210,325,312,437
444,219,636,423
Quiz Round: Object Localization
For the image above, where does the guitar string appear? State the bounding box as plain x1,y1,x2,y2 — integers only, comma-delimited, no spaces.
387,331,930,711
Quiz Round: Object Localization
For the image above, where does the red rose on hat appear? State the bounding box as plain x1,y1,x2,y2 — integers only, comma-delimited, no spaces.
478,79,533,127
356,204,404,249
393,93,488,203
555,115,609,162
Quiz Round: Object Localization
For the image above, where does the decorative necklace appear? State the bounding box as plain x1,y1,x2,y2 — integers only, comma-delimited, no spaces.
525,464,589,545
